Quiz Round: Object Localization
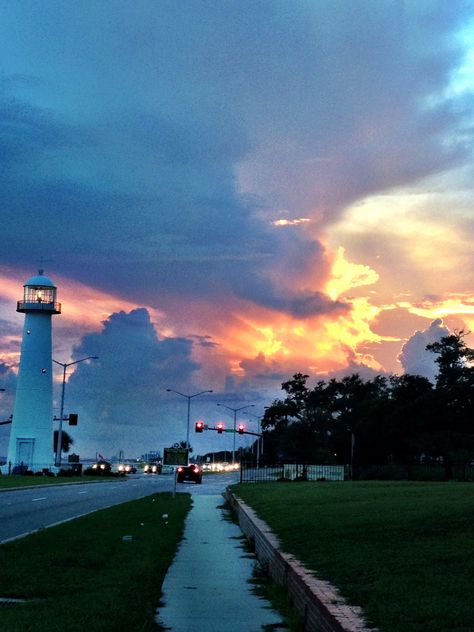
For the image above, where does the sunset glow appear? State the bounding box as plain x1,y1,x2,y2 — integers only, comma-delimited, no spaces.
1,2,474,457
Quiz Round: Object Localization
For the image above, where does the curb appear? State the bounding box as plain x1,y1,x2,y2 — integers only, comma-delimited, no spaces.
226,489,378,632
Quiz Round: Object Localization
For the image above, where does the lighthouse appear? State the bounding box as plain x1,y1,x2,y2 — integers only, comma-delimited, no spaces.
6,270,61,472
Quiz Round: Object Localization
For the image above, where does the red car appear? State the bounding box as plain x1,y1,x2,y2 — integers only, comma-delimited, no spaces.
176,464,202,484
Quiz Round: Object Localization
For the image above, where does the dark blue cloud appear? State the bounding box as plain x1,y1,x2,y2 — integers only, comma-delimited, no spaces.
61,308,204,454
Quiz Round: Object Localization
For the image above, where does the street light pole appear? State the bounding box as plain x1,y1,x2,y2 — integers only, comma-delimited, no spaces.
217,403,254,464
247,412,264,466
53,355,98,467
166,388,213,451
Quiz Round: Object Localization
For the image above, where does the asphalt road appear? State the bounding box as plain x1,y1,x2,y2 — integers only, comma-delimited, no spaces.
0,471,240,544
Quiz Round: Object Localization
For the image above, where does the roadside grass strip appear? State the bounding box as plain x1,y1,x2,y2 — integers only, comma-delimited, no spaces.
0,491,192,632
233,481,474,632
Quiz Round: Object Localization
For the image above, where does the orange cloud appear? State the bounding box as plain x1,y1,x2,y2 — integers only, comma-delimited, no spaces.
0,265,165,366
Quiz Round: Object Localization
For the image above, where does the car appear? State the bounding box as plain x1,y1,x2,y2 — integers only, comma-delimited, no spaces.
116,463,137,474
176,463,202,484
144,462,162,474
89,460,112,475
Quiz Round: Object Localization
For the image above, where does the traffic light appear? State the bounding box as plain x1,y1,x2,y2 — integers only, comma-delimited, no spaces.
216,422,224,434
68,413,78,426
195,420,204,433
238,423,245,434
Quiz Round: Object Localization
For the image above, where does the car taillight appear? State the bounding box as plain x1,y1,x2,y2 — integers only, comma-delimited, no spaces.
193,467,200,474
177,467,183,473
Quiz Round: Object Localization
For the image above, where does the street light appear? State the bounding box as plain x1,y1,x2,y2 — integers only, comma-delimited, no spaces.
217,403,254,464
166,388,213,451
53,355,98,466
247,412,264,466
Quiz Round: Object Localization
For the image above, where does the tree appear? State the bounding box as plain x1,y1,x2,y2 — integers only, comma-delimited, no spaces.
178,440,193,454
425,331,474,472
260,332,474,473
53,429,74,454
427,330,474,390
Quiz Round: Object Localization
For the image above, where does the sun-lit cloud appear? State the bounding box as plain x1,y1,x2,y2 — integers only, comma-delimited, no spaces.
396,295,474,335
325,246,379,301
272,218,311,227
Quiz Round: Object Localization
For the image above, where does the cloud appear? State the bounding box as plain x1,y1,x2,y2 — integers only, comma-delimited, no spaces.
1,2,469,309
0,0,474,430
0,362,17,455
238,1,472,218
235,280,348,318
239,352,286,382
62,308,203,455
398,319,450,381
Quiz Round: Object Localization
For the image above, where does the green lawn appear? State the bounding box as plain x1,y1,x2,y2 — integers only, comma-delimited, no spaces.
233,481,474,632
0,492,192,631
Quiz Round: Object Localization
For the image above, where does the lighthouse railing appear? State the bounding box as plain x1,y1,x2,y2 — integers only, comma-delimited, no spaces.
17,301,62,313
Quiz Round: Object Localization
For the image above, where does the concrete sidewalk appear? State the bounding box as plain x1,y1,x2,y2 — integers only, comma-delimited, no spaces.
155,493,288,632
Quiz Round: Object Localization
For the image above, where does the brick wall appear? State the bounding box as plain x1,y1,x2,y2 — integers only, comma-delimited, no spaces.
225,490,378,632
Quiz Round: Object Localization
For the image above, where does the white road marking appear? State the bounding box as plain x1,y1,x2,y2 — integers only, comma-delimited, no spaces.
32,497,47,502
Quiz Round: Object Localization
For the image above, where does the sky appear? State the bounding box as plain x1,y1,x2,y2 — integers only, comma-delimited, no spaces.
1,0,474,460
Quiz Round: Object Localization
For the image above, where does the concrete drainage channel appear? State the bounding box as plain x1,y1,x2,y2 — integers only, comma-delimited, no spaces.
225,490,378,632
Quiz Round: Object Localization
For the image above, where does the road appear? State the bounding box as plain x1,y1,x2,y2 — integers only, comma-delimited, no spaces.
0,471,240,544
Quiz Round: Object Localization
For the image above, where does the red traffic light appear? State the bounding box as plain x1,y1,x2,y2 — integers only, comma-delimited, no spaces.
237,423,245,434
216,422,224,434
195,421,204,433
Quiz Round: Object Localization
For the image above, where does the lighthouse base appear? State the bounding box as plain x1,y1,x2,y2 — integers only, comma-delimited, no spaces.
0,462,57,476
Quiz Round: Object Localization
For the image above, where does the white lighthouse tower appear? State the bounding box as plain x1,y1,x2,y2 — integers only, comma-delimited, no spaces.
6,270,61,472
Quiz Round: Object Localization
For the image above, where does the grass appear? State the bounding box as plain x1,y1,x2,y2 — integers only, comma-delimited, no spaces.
233,481,474,632
0,491,192,631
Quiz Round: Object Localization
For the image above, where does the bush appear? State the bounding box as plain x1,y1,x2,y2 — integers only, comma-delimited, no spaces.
58,468,76,477
355,464,407,480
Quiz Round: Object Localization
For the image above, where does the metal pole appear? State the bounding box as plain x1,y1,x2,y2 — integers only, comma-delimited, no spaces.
350,432,355,480
166,388,213,454
232,410,237,465
186,396,191,451
53,356,98,468
55,363,67,466
216,403,254,466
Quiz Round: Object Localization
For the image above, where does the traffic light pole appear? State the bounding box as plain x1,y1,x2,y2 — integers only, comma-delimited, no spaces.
216,403,255,464
195,420,262,464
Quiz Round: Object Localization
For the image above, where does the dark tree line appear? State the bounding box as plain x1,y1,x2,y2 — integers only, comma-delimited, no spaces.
261,332,474,472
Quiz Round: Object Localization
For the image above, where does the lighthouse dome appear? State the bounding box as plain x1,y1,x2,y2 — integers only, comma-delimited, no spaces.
24,273,56,288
